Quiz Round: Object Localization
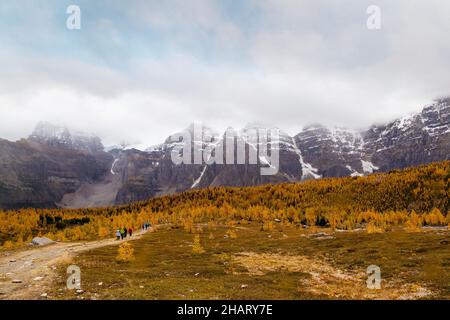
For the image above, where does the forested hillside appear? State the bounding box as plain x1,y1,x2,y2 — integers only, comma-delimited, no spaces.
1,161,449,248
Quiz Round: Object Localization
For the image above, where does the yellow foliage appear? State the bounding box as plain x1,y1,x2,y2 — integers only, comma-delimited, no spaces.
183,220,194,233
0,161,449,249
261,221,274,231
116,242,135,262
98,226,110,238
2,240,14,249
226,229,238,239
192,234,205,254
406,211,422,232
207,221,216,231
367,221,385,234
305,208,317,226
423,208,446,226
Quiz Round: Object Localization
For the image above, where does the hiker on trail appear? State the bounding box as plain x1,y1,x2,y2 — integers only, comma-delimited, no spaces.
128,227,133,237
115,230,121,240
120,227,125,240
124,227,128,238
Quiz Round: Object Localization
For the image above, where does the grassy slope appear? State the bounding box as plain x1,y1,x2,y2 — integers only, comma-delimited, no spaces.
49,223,449,300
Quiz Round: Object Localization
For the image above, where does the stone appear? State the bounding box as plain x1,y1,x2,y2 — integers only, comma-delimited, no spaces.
31,237,55,246
12,279,22,283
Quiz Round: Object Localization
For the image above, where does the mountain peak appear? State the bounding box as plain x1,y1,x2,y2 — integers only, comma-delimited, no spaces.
30,121,71,141
28,121,104,153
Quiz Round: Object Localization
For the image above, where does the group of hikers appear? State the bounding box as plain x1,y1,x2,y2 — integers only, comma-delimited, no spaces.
115,222,152,240
142,222,151,230
116,227,133,240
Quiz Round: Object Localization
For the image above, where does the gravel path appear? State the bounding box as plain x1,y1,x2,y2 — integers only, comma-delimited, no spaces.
0,229,149,300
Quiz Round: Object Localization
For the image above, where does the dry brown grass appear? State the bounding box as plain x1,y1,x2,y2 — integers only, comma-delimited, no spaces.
231,252,433,300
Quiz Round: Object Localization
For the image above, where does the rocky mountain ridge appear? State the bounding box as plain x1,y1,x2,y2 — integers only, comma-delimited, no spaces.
0,98,448,209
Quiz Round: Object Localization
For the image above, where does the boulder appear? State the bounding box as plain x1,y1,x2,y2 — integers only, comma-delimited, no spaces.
31,237,55,246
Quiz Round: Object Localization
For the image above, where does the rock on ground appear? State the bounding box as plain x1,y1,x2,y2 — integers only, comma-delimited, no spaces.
31,237,55,246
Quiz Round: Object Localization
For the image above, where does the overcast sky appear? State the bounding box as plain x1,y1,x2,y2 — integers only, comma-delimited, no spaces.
0,0,449,148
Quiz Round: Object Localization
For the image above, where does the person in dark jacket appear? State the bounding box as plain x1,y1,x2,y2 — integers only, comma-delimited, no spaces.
124,227,128,238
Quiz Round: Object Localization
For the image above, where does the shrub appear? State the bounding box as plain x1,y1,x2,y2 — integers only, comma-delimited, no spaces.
261,221,274,231
405,211,422,232
192,234,205,254
98,226,110,238
2,240,14,249
116,242,135,262
226,229,237,239
367,221,385,234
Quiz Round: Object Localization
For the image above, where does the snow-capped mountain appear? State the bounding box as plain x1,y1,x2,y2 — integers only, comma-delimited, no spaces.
363,97,450,171
294,125,365,178
0,98,448,209
29,121,104,153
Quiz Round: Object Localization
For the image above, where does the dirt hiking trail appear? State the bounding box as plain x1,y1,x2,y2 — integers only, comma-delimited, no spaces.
0,229,150,300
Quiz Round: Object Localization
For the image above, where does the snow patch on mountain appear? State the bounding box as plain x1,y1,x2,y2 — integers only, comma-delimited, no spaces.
191,166,207,188
291,138,321,180
345,165,363,177
361,160,379,174
110,158,119,175
146,143,165,153
395,114,416,131
29,121,103,153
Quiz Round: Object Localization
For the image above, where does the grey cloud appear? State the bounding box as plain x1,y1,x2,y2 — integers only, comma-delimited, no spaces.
0,0,449,147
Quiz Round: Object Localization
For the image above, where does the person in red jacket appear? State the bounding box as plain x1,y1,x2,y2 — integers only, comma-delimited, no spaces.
128,227,133,237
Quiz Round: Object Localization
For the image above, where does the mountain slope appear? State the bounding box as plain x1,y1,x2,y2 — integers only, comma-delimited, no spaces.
0,98,449,209
0,137,112,209
363,98,450,170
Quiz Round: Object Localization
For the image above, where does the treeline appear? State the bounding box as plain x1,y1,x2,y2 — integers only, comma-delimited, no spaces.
0,209,154,249
0,161,449,248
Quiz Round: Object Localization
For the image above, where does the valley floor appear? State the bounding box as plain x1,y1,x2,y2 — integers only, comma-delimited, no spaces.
2,223,447,300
